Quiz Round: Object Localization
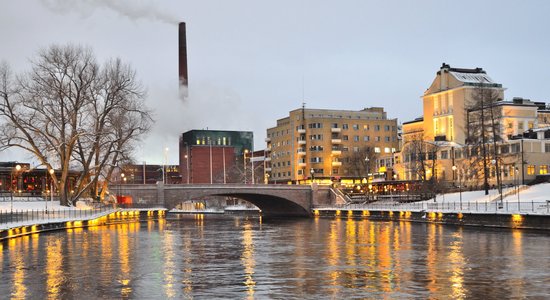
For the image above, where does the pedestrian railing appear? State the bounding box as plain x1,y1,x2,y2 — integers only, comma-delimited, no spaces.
315,200,550,215
0,205,117,228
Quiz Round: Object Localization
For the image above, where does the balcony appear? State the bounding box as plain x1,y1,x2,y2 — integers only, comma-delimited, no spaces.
331,150,342,156
298,162,307,168
265,157,271,162
298,140,306,145
331,127,341,133
265,137,271,142
297,128,306,134
331,161,342,167
297,149,306,156
331,139,342,144
265,167,272,171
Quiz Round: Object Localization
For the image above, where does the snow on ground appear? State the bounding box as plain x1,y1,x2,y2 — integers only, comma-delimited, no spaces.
0,199,93,211
420,183,550,204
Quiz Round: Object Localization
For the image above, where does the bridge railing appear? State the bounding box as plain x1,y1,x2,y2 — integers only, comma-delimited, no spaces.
314,200,550,215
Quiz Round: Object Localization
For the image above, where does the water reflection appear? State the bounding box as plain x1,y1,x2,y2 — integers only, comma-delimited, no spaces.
1,216,549,299
241,222,256,299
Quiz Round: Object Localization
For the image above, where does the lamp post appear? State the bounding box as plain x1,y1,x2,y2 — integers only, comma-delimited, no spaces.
310,168,315,183
243,149,249,184
251,151,255,184
515,166,520,212
452,165,462,210
365,156,370,200
11,164,21,213
49,168,55,209
163,147,169,185
491,159,503,209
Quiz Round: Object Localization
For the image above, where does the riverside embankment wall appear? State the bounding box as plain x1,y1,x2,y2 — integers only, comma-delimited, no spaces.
314,209,550,230
0,210,165,241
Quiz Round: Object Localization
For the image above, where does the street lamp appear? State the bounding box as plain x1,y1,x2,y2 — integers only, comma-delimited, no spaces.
452,165,462,210
49,168,55,209
365,156,370,200
10,164,22,213
163,147,169,184
491,159,503,208
515,166,520,211
310,168,315,183
243,149,249,184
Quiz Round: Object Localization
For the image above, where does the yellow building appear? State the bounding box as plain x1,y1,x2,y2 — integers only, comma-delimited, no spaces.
398,63,550,186
266,106,399,184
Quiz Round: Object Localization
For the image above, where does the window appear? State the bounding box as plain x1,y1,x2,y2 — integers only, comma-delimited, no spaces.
354,136,359,142
363,125,369,130
527,165,535,175
540,165,548,175
310,145,324,151
309,134,323,140
384,125,390,131
308,123,323,129
297,169,303,175
310,157,323,163
364,136,370,141
331,123,339,128
441,150,448,159
343,135,349,141
374,147,381,153
511,144,520,153
384,147,390,153
501,145,509,154
374,125,380,131
518,122,524,131
385,136,390,142
342,124,349,130
332,168,339,175
353,147,359,152
353,124,359,130
342,147,349,152
375,136,381,142
546,143,550,153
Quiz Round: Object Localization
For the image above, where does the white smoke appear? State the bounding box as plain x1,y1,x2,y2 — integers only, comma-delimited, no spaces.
40,0,179,24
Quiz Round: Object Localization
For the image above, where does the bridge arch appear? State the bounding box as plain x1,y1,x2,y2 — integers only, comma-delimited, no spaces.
118,184,315,217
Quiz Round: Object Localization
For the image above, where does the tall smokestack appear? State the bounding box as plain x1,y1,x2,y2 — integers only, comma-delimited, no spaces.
179,22,188,96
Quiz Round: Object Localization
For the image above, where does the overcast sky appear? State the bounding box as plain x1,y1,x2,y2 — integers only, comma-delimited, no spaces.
1,0,550,165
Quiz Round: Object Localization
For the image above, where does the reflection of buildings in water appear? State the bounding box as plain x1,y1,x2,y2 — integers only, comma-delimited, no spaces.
46,239,63,299
182,232,194,295
448,229,466,299
241,222,256,299
118,223,133,298
510,230,525,298
162,230,177,298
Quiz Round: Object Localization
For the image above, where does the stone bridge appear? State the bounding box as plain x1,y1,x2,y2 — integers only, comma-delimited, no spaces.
115,184,337,217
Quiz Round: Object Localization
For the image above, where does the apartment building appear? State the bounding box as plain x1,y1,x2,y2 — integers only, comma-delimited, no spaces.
266,106,399,184
397,63,550,186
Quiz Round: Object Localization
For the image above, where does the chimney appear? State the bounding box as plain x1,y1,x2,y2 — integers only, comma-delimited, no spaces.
179,22,188,96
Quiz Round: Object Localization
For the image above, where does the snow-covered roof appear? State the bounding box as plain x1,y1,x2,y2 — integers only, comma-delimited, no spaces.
450,71,494,84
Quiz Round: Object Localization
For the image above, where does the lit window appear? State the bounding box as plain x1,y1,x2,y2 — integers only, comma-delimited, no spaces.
384,147,390,153
540,165,548,175
527,165,535,175
374,147,381,153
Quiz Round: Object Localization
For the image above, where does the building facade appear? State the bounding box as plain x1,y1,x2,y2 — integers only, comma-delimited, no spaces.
266,106,399,184
397,64,550,187
179,130,253,184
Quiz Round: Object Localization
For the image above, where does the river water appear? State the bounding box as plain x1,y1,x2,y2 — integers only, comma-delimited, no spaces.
1,215,549,299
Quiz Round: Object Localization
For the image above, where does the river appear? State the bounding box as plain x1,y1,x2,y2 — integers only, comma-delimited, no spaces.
1,215,549,299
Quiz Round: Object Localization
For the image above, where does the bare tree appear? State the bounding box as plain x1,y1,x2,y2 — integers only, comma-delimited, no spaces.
465,86,502,195
0,45,153,206
343,146,377,178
